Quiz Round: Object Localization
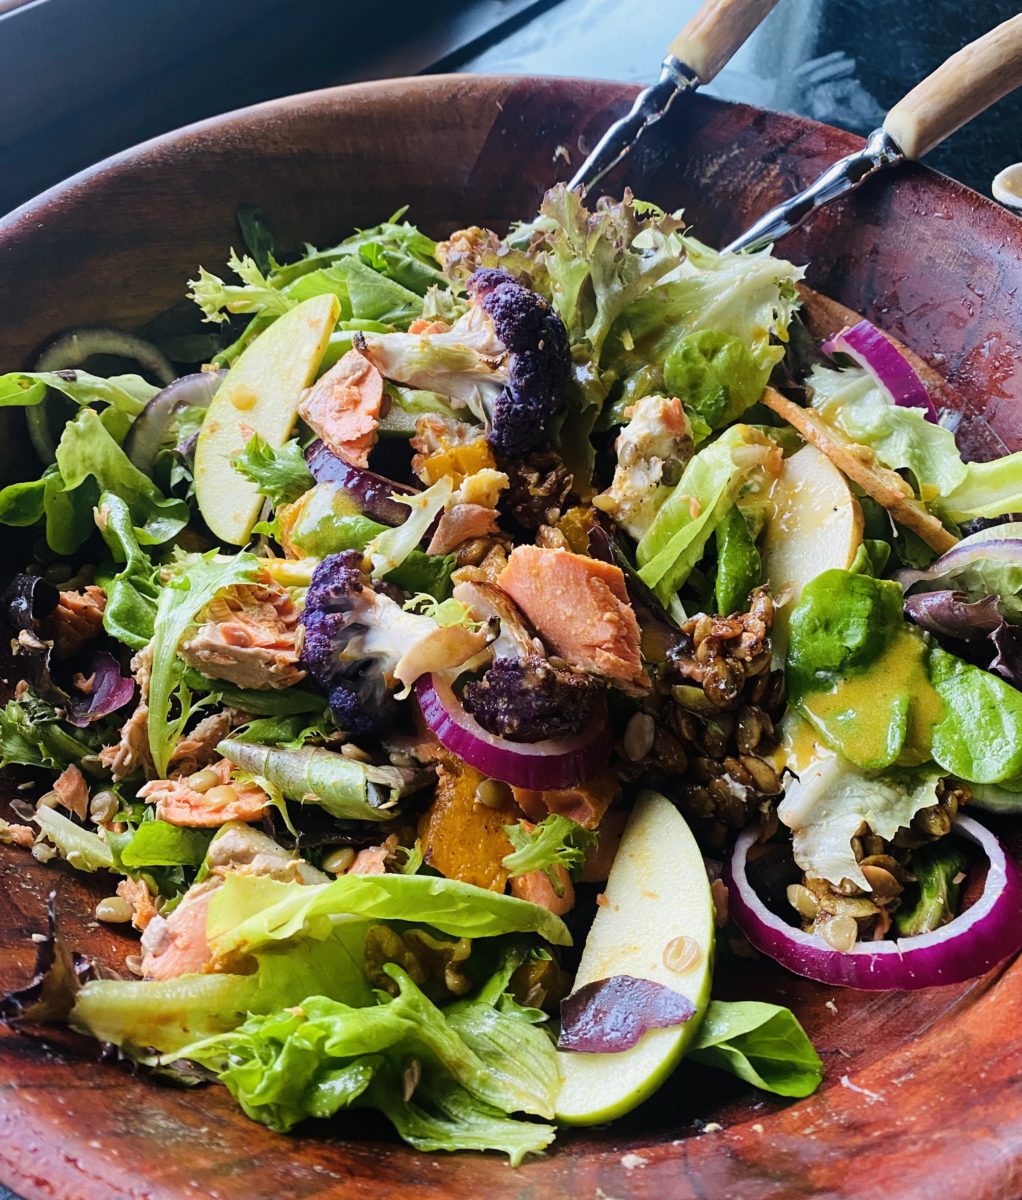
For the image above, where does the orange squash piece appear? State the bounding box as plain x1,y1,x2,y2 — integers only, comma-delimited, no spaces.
418,758,518,891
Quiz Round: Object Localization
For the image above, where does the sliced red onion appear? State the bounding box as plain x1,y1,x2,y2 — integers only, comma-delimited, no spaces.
305,440,417,527
415,674,609,789
558,975,695,1053
822,319,937,423
35,327,176,385
123,371,224,473
727,815,1022,990
65,652,135,727
896,538,1022,592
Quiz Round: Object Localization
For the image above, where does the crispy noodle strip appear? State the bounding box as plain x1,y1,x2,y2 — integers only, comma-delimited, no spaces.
761,387,958,554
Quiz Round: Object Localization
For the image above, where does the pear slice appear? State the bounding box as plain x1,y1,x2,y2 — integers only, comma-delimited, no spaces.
761,442,863,655
195,293,340,544
555,792,714,1125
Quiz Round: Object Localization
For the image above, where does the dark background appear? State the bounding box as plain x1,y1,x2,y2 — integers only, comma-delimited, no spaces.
0,1,1019,1196
1,0,1021,220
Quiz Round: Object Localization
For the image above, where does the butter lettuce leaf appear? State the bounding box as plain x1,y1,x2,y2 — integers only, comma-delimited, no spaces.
778,749,945,888
928,644,1022,786
55,408,189,548
938,453,1022,522
206,871,571,961
94,491,160,649
636,425,774,602
173,962,557,1162
688,1000,822,1097
809,365,966,497
664,330,769,437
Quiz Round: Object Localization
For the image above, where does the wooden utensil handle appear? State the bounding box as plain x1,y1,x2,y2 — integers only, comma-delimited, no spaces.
668,0,779,84
884,14,1022,160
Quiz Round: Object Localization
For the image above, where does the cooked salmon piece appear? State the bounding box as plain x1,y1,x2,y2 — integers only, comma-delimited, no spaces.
140,878,220,979
408,318,450,335
139,758,269,828
510,768,620,830
348,834,402,876
297,349,383,468
497,546,648,692
52,763,89,820
116,876,159,932
99,643,155,781
47,585,106,658
510,866,575,916
0,818,34,848
178,576,305,691
426,503,500,554
167,708,248,778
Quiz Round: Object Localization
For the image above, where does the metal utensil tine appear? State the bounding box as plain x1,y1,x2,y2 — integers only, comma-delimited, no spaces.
723,129,904,255
568,57,698,194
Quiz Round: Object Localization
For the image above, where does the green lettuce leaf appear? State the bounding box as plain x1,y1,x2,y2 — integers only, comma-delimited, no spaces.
173,962,557,1162
33,807,114,873
636,425,774,602
529,185,685,358
216,738,406,822
118,821,213,869
0,697,98,771
777,745,945,888
614,238,803,379
180,670,327,716
786,570,933,770
502,815,598,895
94,491,161,649
72,923,373,1055
786,570,905,695
808,365,966,497
928,644,1022,786
148,552,263,774
55,408,189,547
715,505,761,614
189,249,295,324
938,452,1022,522
206,871,572,961
688,1000,822,1097
366,477,452,578
0,369,157,417
664,330,769,436
270,213,444,295
232,434,314,507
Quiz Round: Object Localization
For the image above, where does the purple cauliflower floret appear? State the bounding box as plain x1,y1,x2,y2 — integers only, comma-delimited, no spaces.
354,269,569,458
466,268,570,456
461,655,599,743
299,551,396,736
299,551,489,736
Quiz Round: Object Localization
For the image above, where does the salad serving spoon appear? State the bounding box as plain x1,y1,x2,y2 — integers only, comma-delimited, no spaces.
725,13,1022,253
568,0,780,193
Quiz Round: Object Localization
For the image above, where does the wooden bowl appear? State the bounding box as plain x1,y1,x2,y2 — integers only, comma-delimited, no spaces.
1,75,1021,1200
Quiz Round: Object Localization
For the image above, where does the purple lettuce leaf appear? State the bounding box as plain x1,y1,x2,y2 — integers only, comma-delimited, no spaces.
991,622,1022,689
65,651,136,727
558,974,695,1053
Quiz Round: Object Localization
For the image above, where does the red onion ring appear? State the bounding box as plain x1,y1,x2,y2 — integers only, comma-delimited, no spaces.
821,319,937,423
415,673,609,789
124,371,224,472
726,815,1022,990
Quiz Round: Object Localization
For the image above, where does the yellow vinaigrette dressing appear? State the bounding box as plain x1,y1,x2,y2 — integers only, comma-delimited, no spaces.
800,629,944,768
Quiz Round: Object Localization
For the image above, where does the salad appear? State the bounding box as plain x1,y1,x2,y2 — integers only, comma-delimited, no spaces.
2,186,1022,1160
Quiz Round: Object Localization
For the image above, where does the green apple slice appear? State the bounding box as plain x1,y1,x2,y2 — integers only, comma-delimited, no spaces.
555,791,714,1125
194,293,340,544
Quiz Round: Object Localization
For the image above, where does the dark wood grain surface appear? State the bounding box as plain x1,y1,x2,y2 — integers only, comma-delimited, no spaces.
1,75,1021,1199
